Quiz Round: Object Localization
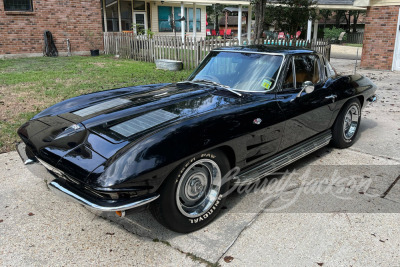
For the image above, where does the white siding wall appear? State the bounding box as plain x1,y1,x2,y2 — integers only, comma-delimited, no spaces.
150,1,206,40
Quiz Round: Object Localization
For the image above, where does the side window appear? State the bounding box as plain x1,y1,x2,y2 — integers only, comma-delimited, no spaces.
282,58,294,89
320,55,329,80
293,55,320,88
326,61,336,77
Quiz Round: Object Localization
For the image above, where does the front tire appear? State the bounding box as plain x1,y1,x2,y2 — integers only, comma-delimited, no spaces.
150,150,230,233
332,98,361,148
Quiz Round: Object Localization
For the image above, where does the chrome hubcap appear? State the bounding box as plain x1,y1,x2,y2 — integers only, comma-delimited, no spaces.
176,159,222,218
343,104,360,140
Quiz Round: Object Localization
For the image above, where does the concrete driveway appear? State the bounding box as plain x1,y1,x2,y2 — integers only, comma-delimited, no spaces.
1,58,399,266
331,44,362,60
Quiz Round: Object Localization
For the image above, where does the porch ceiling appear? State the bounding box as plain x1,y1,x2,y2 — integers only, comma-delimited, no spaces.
152,0,250,5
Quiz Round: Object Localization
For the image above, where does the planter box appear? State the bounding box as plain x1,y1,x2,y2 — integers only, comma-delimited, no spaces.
155,59,183,71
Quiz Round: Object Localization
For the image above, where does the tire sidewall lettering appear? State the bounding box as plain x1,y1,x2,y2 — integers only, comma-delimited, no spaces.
188,194,223,224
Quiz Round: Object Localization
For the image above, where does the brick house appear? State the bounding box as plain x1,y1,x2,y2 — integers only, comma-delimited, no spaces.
0,0,249,58
354,0,400,70
0,0,104,58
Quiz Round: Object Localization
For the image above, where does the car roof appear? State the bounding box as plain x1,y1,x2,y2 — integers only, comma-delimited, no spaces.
213,45,316,55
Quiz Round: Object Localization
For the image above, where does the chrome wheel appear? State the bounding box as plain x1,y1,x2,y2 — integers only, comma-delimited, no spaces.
176,159,222,218
343,104,360,140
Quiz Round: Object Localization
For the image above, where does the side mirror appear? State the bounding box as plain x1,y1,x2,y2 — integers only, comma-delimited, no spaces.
303,81,315,94
294,81,315,99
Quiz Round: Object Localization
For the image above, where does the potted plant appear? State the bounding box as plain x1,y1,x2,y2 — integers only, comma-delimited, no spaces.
84,30,101,56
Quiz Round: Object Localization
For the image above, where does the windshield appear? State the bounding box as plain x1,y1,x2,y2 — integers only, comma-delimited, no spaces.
188,51,283,92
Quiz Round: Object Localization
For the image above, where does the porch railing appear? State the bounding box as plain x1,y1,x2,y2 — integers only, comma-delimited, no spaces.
104,33,331,69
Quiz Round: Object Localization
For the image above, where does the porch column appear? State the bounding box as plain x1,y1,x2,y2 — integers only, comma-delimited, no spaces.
225,11,228,38
306,18,312,42
181,2,185,43
313,20,318,42
131,0,137,34
103,0,107,32
193,3,197,40
247,4,252,44
238,4,242,44
118,0,122,32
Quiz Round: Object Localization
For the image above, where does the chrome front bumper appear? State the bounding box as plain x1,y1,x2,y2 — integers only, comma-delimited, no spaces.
16,142,159,212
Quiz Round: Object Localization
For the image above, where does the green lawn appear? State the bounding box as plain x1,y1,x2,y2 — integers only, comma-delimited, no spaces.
0,55,193,153
344,43,363,48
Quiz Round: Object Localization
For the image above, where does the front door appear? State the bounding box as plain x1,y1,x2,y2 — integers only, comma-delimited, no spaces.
277,54,336,150
133,12,147,35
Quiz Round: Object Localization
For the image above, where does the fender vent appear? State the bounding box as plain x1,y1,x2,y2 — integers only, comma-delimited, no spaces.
110,109,178,137
73,98,131,117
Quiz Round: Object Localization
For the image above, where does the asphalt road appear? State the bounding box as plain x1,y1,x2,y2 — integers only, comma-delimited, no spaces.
1,58,399,266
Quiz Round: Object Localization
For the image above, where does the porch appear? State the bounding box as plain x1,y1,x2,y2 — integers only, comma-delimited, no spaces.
101,0,252,43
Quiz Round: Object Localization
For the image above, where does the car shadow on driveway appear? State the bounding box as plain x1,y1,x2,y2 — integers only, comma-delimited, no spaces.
354,117,378,143
98,143,399,263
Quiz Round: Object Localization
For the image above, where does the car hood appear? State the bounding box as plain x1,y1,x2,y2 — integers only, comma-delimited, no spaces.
20,82,244,160
18,82,245,183
60,82,243,142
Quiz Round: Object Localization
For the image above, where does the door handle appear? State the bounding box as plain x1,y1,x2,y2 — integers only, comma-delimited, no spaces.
325,94,337,102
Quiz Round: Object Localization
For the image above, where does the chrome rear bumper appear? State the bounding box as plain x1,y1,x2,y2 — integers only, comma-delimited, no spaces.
367,94,378,104
16,142,159,212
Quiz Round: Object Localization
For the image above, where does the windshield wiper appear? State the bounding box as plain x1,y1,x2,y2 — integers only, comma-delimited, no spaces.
186,79,242,97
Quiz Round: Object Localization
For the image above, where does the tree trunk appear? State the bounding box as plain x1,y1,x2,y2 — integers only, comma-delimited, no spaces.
344,11,351,32
352,11,359,33
254,0,266,44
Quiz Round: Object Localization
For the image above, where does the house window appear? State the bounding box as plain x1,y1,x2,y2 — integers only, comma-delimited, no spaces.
173,7,183,32
158,6,200,33
133,1,145,11
187,8,200,32
4,0,33,11
158,6,173,32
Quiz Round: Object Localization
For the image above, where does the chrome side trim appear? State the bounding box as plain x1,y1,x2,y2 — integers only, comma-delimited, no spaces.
235,130,332,185
49,180,160,212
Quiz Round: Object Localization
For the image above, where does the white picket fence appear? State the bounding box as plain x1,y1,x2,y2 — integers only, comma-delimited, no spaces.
104,33,331,69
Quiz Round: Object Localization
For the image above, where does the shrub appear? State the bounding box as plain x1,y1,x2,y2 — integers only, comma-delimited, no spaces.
324,27,347,42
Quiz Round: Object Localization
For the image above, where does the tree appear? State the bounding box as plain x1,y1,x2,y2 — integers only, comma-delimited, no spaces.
334,10,346,28
344,11,352,32
206,4,226,31
319,9,332,29
253,0,267,43
265,0,317,37
351,10,366,33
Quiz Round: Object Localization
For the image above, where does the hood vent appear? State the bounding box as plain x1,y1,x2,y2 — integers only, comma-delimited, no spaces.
73,98,131,117
110,109,178,137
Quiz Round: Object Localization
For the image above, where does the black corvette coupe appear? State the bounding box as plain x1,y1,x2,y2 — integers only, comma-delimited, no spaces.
17,46,377,233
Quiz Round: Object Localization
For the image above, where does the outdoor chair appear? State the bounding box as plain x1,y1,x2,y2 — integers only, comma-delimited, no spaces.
278,32,285,39
338,32,346,44
211,30,217,36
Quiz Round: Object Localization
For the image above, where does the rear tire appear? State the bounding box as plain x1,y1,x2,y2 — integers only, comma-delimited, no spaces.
150,150,230,233
331,98,361,148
